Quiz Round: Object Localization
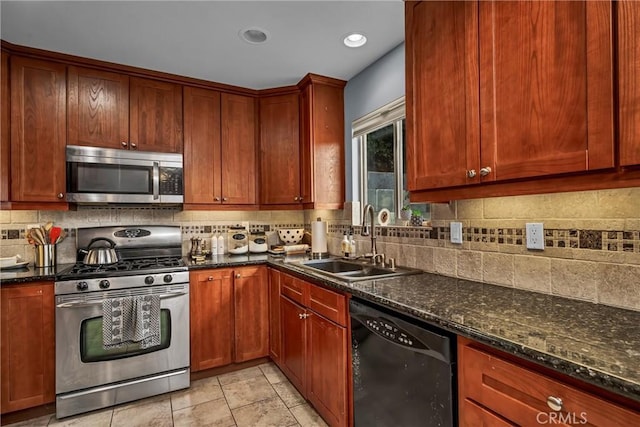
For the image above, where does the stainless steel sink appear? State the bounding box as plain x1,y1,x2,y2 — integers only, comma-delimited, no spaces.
299,258,421,282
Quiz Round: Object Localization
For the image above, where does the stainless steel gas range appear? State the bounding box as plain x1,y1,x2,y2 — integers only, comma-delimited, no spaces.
54,225,189,419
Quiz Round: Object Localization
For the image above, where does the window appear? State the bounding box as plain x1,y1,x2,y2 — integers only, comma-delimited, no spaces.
354,98,429,223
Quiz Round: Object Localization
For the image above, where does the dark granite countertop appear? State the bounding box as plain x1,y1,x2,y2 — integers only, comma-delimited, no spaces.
2,254,638,404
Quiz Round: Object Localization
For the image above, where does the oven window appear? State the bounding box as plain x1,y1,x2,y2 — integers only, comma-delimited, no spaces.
74,163,152,194
80,309,171,362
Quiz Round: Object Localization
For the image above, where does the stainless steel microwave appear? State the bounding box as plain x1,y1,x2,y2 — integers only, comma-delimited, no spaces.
66,145,183,205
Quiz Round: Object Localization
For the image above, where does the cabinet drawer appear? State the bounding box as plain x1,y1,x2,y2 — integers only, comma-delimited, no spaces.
281,273,305,305
308,284,347,327
460,345,640,427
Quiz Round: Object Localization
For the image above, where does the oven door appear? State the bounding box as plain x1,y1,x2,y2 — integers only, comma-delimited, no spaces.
55,284,189,394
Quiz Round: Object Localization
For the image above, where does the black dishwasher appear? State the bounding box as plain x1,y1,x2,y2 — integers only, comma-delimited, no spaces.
350,298,457,427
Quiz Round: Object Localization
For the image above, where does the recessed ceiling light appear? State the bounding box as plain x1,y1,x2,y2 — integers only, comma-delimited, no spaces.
343,32,367,48
239,27,269,44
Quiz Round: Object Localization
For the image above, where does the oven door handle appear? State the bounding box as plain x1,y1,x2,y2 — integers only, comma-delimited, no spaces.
152,161,160,200
56,291,188,308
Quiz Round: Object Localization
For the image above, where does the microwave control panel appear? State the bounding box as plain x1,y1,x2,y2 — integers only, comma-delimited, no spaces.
160,167,183,195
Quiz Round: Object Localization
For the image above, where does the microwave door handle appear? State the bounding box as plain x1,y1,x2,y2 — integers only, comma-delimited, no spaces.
152,162,160,200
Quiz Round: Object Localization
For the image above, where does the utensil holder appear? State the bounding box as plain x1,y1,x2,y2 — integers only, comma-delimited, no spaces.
35,244,56,267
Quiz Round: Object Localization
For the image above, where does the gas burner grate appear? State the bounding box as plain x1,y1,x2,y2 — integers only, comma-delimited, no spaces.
66,257,185,275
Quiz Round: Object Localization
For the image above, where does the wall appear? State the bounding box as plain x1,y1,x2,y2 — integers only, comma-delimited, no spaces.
343,42,405,201
0,209,305,265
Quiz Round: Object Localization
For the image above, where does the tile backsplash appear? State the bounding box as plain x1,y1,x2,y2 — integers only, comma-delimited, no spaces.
2,187,639,312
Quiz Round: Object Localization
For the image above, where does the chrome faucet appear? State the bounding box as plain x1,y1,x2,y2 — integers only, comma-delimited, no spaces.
361,204,378,260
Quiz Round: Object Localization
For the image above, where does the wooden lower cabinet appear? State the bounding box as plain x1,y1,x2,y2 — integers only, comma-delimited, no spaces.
277,271,349,427
1,282,55,414
458,337,640,426
268,268,282,365
190,266,269,372
234,266,269,362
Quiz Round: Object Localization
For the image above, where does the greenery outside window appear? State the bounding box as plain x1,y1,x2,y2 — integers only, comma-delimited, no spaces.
354,97,429,224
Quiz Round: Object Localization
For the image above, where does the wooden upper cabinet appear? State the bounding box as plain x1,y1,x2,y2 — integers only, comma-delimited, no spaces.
129,77,183,153
618,1,640,167
221,93,257,205
260,93,301,205
67,66,129,149
298,75,346,210
1,51,9,202
189,269,233,372
1,282,55,414
233,266,269,363
479,1,614,181
406,0,615,195
183,86,222,204
10,56,67,202
405,1,480,190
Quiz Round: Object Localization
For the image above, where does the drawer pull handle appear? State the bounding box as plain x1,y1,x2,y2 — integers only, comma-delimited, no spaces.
208,276,213,281
546,396,563,411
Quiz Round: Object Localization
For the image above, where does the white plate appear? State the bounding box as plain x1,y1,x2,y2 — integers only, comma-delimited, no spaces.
0,261,29,270
377,208,390,226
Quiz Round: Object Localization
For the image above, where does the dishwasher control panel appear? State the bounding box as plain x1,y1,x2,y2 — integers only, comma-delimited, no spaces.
366,318,428,350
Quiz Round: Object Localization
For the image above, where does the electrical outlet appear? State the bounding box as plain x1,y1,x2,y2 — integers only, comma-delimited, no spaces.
526,223,544,250
450,222,463,244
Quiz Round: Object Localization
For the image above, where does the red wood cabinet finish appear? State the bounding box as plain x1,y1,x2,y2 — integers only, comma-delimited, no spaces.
268,268,282,365
280,294,307,395
189,269,234,371
458,338,640,427
1,51,9,202
129,77,182,153
259,93,301,205
1,282,55,414
233,266,269,362
10,56,67,203
67,66,129,149
618,1,640,167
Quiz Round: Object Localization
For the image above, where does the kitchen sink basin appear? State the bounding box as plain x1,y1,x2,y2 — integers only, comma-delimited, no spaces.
299,258,421,282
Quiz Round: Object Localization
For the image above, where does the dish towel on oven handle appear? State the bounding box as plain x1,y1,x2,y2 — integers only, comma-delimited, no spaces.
102,295,161,350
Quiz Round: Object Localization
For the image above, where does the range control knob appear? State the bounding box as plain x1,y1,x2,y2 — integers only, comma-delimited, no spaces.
99,280,110,289
77,281,89,291
163,274,173,283
145,276,155,285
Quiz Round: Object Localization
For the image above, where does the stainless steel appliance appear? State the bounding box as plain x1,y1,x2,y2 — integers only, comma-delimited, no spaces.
66,145,183,204
350,298,457,426
55,225,189,418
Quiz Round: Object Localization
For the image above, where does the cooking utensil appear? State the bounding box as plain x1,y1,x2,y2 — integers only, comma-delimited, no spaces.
44,221,53,232
56,229,67,244
50,227,62,244
80,237,119,265
30,227,46,245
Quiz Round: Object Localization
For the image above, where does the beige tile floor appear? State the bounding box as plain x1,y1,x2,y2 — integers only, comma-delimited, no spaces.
5,363,328,427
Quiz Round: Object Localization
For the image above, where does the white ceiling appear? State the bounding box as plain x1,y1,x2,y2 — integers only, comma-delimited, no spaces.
1,0,405,90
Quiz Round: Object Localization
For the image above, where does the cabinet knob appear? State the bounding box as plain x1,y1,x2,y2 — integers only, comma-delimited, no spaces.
546,396,563,411
130,142,137,149
480,166,492,177
57,192,64,199
298,313,304,319
121,141,128,148
467,169,477,178
214,197,221,202
235,273,241,278
294,196,299,201
207,276,213,281
299,196,304,202
223,197,228,202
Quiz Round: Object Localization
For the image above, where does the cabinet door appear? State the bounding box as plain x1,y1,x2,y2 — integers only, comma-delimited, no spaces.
1,51,9,202
234,266,269,362
307,313,348,427
460,399,515,427
221,93,257,204
130,77,183,153
268,268,282,365
183,86,221,204
67,66,129,149
405,1,480,190
260,93,301,205
618,1,640,166
10,56,66,202
190,269,233,371
1,282,55,413
280,295,306,394
479,1,614,181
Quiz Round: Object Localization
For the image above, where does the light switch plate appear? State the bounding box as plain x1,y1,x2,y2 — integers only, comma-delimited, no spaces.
526,223,544,250
450,222,463,244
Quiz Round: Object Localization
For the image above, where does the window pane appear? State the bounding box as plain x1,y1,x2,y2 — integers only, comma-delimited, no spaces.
401,119,430,220
366,124,395,217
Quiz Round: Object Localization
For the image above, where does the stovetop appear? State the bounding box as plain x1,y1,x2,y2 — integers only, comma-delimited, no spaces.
58,257,187,280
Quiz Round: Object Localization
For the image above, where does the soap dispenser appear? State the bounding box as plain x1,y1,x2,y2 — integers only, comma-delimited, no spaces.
341,232,350,258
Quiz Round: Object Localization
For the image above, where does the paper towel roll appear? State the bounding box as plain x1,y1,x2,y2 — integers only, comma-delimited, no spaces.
311,218,328,254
